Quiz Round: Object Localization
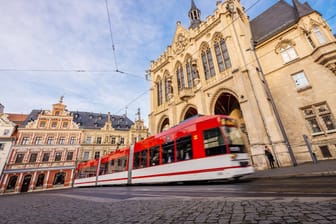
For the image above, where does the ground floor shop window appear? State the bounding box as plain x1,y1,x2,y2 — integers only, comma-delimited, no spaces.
36,174,45,187
53,172,65,185
6,176,18,190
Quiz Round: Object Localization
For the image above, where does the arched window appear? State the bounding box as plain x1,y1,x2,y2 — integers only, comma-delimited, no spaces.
157,79,163,106
176,63,185,91
53,172,66,185
276,41,298,63
6,176,18,190
185,57,194,88
214,37,231,72
36,174,45,187
201,45,215,80
164,73,172,101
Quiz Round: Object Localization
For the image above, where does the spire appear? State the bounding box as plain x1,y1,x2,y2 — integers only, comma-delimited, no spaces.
189,0,201,29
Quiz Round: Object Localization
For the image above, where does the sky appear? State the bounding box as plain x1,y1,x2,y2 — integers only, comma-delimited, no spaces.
0,0,335,126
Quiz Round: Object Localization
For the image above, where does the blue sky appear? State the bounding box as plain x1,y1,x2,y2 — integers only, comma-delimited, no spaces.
0,0,335,126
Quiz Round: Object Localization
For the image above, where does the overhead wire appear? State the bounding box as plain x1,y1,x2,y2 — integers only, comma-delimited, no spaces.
105,0,119,72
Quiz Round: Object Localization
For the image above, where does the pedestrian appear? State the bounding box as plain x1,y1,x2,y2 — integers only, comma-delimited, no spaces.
264,146,275,168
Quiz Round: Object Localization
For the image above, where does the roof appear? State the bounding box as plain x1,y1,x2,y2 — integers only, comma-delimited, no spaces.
22,110,134,130
7,113,28,126
250,0,315,44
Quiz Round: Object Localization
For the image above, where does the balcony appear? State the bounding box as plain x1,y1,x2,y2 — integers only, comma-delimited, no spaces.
312,41,336,75
178,88,194,101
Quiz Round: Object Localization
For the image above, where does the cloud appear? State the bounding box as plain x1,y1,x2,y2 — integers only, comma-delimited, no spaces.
0,0,334,127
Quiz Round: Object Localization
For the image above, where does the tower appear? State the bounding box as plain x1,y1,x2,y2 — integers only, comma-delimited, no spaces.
188,0,201,29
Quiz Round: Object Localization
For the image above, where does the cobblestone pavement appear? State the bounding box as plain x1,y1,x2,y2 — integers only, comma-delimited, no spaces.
0,192,335,224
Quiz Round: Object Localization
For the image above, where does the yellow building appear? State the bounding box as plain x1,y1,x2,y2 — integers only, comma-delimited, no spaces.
78,109,148,161
148,0,336,169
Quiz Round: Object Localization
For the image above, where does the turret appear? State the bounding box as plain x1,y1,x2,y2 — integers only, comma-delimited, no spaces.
188,0,201,29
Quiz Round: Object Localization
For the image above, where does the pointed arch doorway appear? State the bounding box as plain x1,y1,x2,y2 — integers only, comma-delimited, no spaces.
183,107,198,120
214,92,248,137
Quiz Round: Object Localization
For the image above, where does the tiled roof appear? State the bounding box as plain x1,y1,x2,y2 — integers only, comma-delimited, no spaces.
71,111,133,130
7,113,28,126
250,0,315,44
22,110,134,130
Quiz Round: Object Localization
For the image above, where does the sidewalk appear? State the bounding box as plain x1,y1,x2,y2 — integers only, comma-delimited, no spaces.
246,159,336,179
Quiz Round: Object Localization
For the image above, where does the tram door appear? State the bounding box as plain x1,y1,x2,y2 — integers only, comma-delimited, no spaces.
20,175,32,192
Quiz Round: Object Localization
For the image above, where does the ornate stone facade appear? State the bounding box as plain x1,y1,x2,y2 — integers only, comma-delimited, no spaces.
0,98,149,194
148,0,336,170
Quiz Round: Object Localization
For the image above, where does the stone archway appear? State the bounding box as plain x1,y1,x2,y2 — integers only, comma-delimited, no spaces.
214,92,248,142
159,118,170,132
183,107,198,120
214,92,241,117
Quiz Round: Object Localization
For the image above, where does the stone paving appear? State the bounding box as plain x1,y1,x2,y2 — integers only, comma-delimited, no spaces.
0,192,335,224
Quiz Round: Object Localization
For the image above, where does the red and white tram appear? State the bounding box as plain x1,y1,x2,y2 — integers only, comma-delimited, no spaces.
74,115,254,187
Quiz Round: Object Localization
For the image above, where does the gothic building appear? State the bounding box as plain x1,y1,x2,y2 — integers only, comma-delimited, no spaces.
148,0,336,169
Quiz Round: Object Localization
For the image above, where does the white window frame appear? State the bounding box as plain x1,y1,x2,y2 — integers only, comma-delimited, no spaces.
280,45,298,63
292,71,309,89
313,26,327,44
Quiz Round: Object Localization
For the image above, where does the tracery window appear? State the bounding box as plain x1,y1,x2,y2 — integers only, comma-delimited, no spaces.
214,37,231,72
201,45,215,80
185,58,194,88
164,75,172,101
176,63,185,91
157,79,163,106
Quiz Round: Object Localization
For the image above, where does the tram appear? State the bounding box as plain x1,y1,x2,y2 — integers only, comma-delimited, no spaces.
74,115,254,187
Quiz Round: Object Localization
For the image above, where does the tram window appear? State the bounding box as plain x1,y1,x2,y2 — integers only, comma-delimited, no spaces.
99,163,108,175
162,141,175,164
176,136,192,161
141,149,148,168
223,126,244,145
203,127,226,156
133,149,148,169
150,146,160,166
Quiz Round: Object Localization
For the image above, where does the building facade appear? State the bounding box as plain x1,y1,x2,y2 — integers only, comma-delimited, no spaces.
0,98,81,193
77,110,148,162
0,98,149,194
0,114,17,181
148,0,336,169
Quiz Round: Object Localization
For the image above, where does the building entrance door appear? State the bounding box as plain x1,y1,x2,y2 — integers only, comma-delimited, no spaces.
20,175,32,192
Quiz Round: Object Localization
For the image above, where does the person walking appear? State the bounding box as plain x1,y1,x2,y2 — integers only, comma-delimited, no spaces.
264,146,275,168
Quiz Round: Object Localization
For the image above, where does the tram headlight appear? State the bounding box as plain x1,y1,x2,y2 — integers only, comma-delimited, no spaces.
230,153,237,160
